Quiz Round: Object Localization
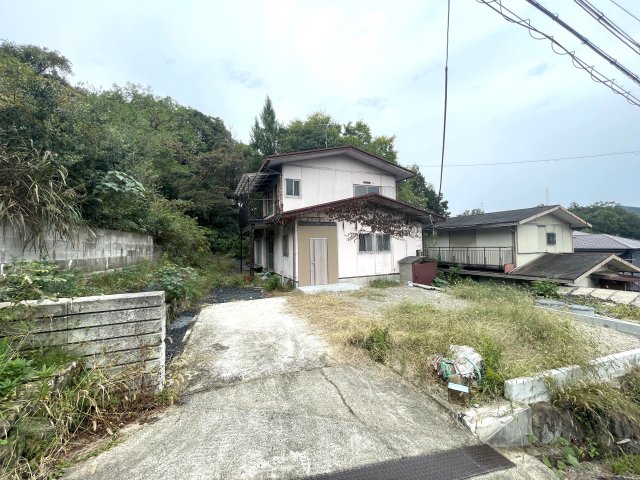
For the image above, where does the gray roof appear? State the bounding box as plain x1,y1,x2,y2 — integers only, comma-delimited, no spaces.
510,253,633,281
435,205,590,230
573,232,640,250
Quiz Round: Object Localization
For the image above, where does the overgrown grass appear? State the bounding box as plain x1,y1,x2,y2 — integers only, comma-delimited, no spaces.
288,279,597,397
601,303,640,322
608,455,640,475
551,379,640,447
0,362,176,479
368,278,401,289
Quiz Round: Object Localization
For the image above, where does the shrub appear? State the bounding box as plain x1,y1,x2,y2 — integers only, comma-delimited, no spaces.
153,261,199,304
0,258,82,302
530,280,561,299
369,278,401,288
351,325,391,363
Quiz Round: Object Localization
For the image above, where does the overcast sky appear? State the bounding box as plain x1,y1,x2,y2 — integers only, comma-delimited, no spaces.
2,0,639,214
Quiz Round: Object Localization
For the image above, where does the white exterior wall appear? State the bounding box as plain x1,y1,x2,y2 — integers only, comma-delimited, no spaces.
433,228,512,248
336,222,422,280
280,154,397,212
273,225,294,281
516,213,573,267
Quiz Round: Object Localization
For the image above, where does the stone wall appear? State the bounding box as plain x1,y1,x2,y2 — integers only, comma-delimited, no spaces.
0,292,166,391
0,223,155,273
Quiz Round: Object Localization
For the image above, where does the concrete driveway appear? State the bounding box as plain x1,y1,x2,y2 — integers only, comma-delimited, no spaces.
64,296,552,480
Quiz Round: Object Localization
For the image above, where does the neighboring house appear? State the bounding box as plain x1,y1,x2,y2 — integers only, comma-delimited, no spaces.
235,146,443,287
573,231,640,267
429,205,640,288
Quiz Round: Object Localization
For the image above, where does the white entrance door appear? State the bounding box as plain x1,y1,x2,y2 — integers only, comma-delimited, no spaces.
310,238,328,285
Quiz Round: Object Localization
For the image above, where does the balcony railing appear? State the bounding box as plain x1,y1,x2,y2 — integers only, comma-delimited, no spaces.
424,247,514,270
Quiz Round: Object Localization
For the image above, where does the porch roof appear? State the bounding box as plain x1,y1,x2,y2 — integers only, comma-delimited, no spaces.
270,194,444,224
234,172,279,196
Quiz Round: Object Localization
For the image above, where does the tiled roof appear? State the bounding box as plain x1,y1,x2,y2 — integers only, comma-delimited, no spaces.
435,205,589,229
510,253,615,281
573,232,640,250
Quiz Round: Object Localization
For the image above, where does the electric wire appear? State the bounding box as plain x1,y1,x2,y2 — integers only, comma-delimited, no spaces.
573,0,640,55
438,0,451,201
524,0,640,86
607,0,640,26
420,149,640,168
476,0,640,107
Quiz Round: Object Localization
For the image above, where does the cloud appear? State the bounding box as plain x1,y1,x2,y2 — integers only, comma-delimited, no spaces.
527,62,550,77
356,96,387,109
224,60,263,89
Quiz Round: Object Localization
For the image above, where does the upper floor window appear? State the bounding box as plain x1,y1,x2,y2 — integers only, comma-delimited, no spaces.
359,233,391,253
285,178,301,197
265,189,274,216
354,185,380,197
546,232,557,246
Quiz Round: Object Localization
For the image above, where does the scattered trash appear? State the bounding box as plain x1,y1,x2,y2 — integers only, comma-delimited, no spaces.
432,345,483,382
447,374,470,405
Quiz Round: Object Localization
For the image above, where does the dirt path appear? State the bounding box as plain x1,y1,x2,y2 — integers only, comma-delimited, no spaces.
64,297,552,480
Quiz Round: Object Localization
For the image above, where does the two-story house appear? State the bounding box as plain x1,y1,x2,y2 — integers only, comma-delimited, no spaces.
428,205,640,288
235,146,443,287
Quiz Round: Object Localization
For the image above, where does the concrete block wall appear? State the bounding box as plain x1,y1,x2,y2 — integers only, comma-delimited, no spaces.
0,292,166,391
0,222,156,273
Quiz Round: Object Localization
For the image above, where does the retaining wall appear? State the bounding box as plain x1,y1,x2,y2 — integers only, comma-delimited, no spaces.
0,222,155,273
0,292,166,391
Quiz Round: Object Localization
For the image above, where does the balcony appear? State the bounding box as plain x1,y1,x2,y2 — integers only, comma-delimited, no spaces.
424,247,514,270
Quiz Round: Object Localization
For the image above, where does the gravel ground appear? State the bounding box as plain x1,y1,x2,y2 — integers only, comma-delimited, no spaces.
349,285,468,315
202,286,263,304
572,320,640,355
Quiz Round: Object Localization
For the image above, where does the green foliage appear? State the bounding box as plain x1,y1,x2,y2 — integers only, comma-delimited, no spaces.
153,262,198,304
551,380,640,443
478,337,505,396
0,144,83,250
530,280,561,299
602,303,640,322
458,208,485,216
352,325,391,363
368,278,401,288
0,258,81,302
609,455,640,475
397,164,449,216
262,274,292,292
431,276,450,288
569,201,640,240
250,96,282,158
620,366,640,404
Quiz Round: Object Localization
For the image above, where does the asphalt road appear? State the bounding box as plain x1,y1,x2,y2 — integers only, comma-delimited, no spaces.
64,296,553,480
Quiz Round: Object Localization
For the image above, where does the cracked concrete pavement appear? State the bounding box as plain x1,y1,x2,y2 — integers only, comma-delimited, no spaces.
64,296,553,480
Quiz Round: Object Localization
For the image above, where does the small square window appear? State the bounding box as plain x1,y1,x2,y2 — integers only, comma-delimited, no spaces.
376,234,391,252
546,232,557,245
358,233,373,252
285,179,301,197
282,234,289,257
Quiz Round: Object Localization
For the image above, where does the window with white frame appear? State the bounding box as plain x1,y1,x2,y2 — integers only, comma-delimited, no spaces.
354,185,380,197
282,234,289,257
285,178,301,197
358,233,391,253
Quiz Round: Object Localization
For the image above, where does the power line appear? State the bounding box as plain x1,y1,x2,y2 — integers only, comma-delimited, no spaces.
438,0,451,201
607,0,640,26
420,149,640,168
573,0,640,56
524,0,640,87
476,0,640,108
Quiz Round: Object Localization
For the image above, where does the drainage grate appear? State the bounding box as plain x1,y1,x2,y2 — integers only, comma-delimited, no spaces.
306,444,515,480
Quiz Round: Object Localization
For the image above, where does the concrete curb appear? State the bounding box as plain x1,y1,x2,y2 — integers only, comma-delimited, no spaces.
504,347,640,404
535,303,640,338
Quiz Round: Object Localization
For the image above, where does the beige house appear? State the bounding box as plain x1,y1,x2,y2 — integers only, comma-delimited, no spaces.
235,146,442,287
429,205,640,288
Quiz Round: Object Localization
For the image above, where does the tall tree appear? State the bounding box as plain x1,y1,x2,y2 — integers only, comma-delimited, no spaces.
569,201,640,239
250,96,282,158
397,165,449,216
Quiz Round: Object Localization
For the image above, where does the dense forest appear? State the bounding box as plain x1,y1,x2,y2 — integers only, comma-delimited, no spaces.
569,202,640,240
0,42,448,265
